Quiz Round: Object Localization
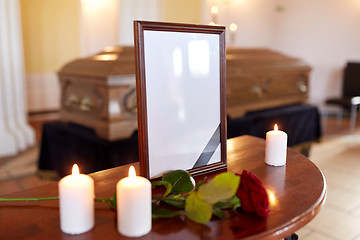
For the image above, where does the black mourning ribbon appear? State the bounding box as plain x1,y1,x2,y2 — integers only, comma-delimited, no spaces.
192,124,221,168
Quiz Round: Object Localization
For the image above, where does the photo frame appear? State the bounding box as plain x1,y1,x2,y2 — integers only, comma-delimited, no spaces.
134,21,227,179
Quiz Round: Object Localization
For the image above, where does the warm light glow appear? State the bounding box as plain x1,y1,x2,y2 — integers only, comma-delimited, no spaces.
103,46,118,52
229,23,238,32
72,164,80,176
208,21,216,26
274,124,278,131
227,139,235,152
128,166,136,179
211,5,219,14
93,53,118,61
81,0,117,20
267,190,277,205
82,0,101,3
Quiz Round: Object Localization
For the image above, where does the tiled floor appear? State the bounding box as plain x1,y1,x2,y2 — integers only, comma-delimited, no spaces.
296,114,360,240
1,113,360,239
0,112,59,196
297,132,360,240
0,147,50,196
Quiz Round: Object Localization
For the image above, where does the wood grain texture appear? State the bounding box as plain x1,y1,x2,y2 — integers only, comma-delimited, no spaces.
226,48,311,118
58,46,137,141
0,135,326,240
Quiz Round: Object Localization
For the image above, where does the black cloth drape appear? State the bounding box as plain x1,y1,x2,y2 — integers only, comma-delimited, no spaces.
227,104,322,146
38,104,321,177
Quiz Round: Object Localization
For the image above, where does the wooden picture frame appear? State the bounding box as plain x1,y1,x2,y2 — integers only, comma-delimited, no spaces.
134,21,227,179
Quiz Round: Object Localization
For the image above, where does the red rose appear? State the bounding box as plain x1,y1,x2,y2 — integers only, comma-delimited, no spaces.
236,170,269,217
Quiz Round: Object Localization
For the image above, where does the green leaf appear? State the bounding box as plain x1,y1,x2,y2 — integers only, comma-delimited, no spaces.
152,194,186,209
212,206,225,219
229,195,241,211
185,192,212,224
152,181,172,197
194,177,207,191
162,170,194,195
152,208,183,219
163,195,186,209
213,199,230,210
152,201,183,218
213,195,241,211
197,172,240,205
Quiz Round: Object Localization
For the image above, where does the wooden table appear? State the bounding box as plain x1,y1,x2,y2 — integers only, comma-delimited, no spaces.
0,135,326,239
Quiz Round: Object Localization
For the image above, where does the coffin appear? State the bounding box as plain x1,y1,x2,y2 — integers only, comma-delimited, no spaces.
58,46,137,141
226,48,311,118
58,46,311,141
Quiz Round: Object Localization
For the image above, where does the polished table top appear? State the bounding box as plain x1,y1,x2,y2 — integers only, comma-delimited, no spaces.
0,135,326,239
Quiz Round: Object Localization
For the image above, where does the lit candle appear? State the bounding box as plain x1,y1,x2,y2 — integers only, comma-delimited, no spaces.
59,164,94,235
117,166,152,237
265,124,288,166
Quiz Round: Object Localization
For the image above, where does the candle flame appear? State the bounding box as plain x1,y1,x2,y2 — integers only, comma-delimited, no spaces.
72,164,80,176
128,165,136,179
274,124,278,131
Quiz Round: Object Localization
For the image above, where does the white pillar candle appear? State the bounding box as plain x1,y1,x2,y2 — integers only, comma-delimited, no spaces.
265,124,288,166
117,166,152,237
59,164,94,235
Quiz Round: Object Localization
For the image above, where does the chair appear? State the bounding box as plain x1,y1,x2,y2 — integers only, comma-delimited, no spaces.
325,62,360,132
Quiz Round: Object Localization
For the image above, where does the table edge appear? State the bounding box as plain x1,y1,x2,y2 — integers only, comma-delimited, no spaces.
247,169,327,240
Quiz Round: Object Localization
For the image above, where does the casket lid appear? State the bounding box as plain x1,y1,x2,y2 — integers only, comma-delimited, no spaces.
226,47,311,72
58,46,135,79
59,46,311,79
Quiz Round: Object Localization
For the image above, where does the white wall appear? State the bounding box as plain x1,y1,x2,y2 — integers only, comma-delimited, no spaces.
80,0,119,56
272,0,360,109
118,0,163,46
80,0,164,54
203,0,276,47
203,0,360,111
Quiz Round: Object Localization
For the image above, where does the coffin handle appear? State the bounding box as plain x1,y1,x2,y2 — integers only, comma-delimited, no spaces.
65,93,79,106
80,96,92,111
297,81,308,93
252,85,263,98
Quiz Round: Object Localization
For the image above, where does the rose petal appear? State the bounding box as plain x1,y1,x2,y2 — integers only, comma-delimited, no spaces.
236,170,269,217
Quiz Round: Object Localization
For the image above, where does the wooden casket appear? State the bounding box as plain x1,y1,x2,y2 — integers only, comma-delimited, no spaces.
226,48,311,118
58,46,137,141
58,46,311,141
